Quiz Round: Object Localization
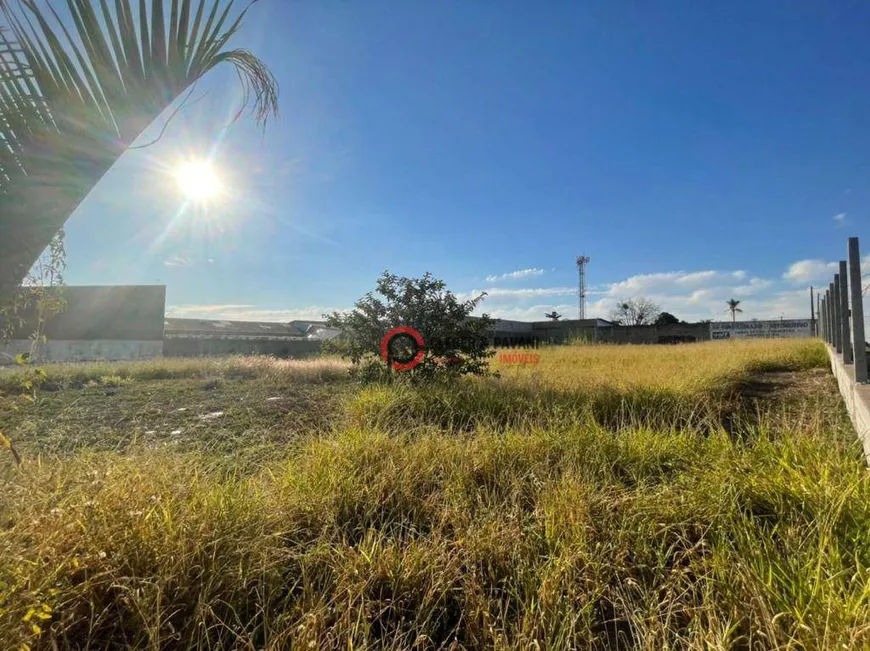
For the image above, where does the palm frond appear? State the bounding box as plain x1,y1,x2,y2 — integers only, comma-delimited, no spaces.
0,0,278,293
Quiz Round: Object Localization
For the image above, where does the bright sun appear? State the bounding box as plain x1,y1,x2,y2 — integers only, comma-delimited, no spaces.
175,161,222,202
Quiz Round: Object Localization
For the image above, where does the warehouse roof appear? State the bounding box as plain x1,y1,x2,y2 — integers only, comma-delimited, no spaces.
164,318,306,339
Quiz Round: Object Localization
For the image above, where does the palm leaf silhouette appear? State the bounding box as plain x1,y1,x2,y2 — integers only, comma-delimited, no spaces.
0,0,278,296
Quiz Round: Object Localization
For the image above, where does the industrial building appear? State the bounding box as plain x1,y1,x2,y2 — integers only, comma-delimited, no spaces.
0,285,166,363
163,318,322,358
0,284,814,364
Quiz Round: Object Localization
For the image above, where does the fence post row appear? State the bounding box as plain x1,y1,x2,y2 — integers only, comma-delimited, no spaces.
826,297,832,343
821,237,867,384
822,291,828,342
849,237,868,383
828,286,835,346
821,293,828,341
824,291,829,343
840,260,853,364
818,296,828,341
834,275,843,353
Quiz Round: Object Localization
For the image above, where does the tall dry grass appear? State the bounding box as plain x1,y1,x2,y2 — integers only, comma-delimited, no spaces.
0,355,350,393
493,339,828,392
1,339,866,650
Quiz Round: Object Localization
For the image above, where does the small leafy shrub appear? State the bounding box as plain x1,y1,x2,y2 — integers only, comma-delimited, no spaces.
326,271,495,382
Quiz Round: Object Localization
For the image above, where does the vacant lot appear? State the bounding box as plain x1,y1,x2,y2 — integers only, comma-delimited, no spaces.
1,339,868,650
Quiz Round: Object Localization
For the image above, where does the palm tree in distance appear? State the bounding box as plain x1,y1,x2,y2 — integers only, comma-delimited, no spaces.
0,0,279,299
726,298,742,323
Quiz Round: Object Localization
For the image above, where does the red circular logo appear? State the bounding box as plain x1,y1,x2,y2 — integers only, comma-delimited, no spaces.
381,326,426,370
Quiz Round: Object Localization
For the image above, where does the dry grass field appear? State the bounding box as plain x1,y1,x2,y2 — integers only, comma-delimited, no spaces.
493,338,829,391
1,339,867,650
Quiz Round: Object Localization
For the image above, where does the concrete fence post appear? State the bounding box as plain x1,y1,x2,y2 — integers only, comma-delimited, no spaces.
840,261,853,364
833,278,842,353
828,286,835,345
819,296,828,341
824,289,831,344
849,237,868,383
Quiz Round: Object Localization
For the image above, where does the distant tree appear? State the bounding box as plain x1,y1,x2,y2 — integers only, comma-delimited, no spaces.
545,311,562,321
654,311,680,326
609,297,660,326
698,319,713,325
726,298,743,323
324,271,494,381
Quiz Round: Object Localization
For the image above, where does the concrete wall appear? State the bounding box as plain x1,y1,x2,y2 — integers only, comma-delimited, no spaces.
489,319,611,345
490,321,710,347
827,344,870,464
490,319,534,334
1,285,166,364
594,322,710,344
163,338,322,358
530,320,610,343
710,319,812,339
5,286,166,341
0,340,163,364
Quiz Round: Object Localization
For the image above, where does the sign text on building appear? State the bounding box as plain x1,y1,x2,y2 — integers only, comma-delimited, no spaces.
709,319,811,340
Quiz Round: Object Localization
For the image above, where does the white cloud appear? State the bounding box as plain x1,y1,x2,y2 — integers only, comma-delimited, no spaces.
783,259,838,284
167,304,253,314
724,289,814,321
731,277,773,297
163,255,190,267
484,303,576,321
606,270,737,296
166,304,347,322
177,261,829,329
460,287,577,302
466,265,811,324
834,213,847,224
687,289,714,303
485,268,545,283
675,270,718,285
584,287,812,323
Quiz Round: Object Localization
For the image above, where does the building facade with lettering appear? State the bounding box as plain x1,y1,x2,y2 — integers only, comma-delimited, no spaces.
709,319,812,340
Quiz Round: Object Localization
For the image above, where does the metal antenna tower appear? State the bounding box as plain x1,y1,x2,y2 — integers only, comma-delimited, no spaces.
576,255,591,319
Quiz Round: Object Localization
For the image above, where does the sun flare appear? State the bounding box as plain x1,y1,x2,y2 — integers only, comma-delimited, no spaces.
175,161,222,202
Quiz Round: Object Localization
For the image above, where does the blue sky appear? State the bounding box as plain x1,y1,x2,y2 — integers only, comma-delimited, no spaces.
61,0,870,323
